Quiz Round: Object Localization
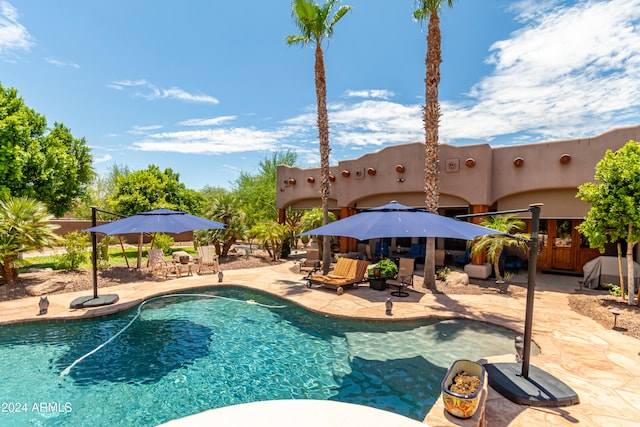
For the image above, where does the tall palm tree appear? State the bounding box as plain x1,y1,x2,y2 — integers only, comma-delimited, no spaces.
413,0,456,289
0,196,61,284
471,214,528,284
287,0,351,274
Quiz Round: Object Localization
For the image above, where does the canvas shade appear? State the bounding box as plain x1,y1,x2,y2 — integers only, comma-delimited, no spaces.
299,201,503,241
84,208,225,235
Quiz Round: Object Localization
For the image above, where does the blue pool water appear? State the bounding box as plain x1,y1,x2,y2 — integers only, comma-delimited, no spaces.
0,287,526,426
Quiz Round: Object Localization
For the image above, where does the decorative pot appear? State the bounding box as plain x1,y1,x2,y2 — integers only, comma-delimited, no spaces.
369,278,387,291
179,255,190,264
441,359,485,419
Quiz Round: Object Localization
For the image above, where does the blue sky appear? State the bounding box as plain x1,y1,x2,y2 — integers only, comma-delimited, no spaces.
2,0,639,190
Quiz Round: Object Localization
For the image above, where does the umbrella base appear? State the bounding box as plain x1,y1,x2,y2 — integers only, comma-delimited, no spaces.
484,363,579,407
69,294,119,309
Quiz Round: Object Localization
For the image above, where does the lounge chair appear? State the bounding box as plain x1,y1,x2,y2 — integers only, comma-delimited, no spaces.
307,258,370,295
196,245,219,274
299,249,321,279
148,248,177,279
386,257,415,297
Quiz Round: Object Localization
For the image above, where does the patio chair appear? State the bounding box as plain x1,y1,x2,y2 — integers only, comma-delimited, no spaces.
148,248,177,280
454,247,472,267
403,243,425,263
299,249,321,279
375,241,389,258
196,245,219,274
386,257,415,297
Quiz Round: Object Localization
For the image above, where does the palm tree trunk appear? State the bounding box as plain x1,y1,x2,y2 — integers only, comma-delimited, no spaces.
494,248,503,283
315,44,332,275
3,256,15,284
422,11,441,290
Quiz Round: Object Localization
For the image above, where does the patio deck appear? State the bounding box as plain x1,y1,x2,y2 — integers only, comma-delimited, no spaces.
0,261,638,426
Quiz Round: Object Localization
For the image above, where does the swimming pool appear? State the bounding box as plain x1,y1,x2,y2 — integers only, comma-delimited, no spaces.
0,287,527,426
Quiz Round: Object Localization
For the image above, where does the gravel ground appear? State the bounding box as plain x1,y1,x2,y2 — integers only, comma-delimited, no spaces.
2,250,639,341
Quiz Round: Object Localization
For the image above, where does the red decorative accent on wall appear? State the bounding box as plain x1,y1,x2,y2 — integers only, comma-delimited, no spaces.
367,168,376,176
560,154,571,164
289,178,296,185
307,177,315,183
329,174,335,182
341,170,350,178
395,164,405,173
465,158,476,168
513,157,524,168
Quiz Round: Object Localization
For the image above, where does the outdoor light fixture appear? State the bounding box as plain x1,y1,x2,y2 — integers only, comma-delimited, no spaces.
367,168,376,176
513,157,524,167
560,153,571,164
329,174,335,182
385,297,393,316
341,170,350,178
288,178,296,185
397,178,405,182
395,164,405,173
218,271,223,282
38,296,49,315
307,176,315,183
465,158,476,168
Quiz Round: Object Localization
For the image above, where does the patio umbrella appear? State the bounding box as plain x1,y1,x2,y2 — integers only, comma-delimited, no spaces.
299,201,503,241
84,208,225,235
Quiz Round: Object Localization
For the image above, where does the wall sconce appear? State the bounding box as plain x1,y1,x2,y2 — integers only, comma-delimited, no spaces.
341,170,350,178
395,164,405,173
329,174,335,182
397,178,405,183
367,168,376,176
513,157,524,168
560,154,571,165
465,158,476,168
288,178,297,185
307,176,315,183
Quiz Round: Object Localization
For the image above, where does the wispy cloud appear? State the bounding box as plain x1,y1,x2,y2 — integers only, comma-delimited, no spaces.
128,124,163,135
440,0,640,144
344,89,395,100
131,127,297,154
93,154,112,163
109,79,219,105
0,1,34,59
45,57,79,69
179,116,238,126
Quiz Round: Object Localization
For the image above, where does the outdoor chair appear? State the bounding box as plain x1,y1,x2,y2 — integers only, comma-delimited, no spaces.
454,247,472,267
196,245,219,274
403,243,425,263
147,248,177,280
375,241,389,258
307,258,369,295
386,257,415,297
299,249,321,279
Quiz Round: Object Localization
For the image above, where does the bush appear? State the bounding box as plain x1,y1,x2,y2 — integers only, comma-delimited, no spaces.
56,231,89,270
373,259,398,278
608,284,627,298
152,233,175,254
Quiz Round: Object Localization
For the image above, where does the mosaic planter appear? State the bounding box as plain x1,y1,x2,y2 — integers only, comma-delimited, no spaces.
441,359,485,419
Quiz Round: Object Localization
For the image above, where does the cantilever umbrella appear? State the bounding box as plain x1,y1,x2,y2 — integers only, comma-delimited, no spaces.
299,201,504,241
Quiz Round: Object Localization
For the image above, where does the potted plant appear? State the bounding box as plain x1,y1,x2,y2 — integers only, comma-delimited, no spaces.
368,259,398,291
441,359,486,419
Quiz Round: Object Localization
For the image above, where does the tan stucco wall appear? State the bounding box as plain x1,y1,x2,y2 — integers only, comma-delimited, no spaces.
277,125,640,217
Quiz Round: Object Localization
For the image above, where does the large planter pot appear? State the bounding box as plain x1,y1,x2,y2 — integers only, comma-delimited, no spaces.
441,359,485,419
369,278,387,291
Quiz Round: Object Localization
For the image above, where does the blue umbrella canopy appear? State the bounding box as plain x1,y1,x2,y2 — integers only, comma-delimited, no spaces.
299,201,504,241
84,208,225,235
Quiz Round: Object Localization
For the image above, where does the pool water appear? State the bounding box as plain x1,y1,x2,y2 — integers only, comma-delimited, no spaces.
0,287,526,426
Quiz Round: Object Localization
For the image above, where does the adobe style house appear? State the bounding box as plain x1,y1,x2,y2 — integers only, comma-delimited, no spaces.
277,125,640,273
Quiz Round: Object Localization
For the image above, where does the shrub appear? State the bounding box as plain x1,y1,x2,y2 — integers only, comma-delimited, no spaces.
609,284,627,298
374,259,398,278
152,233,175,254
56,231,89,270
437,267,451,281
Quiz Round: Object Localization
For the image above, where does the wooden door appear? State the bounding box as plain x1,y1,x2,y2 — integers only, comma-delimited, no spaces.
551,219,575,270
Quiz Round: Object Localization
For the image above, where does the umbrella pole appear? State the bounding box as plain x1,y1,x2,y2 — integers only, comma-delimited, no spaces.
91,207,98,299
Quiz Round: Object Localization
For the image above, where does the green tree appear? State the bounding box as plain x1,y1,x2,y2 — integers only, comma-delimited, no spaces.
412,0,456,290
251,222,289,261
196,194,247,257
56,231,90,270
298,207,336,259
233,151,297,228
0,196,61,283
471,214,528,284
73,164,132,219
109,165,207,216
288,0,351,274
0,84,94,217
577,140,640,305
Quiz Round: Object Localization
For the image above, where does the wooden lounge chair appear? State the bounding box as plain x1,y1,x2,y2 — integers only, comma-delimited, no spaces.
148,248,177,280
307,258,370,295
196,245,219,274
386,257,415,297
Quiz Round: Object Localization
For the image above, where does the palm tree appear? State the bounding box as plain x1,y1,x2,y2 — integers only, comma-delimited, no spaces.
200,194,247,257
0,196,61,284
287,0,351,274
413,0,456,290
471,214,528,284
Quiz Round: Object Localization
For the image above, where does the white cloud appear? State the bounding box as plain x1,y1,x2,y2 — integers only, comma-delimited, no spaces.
344,89,395,99
109,79,219,105
0,1,34,59
128,124,163,135
131,127,297,154
45,57,79,69
93,154,112,163
440,0,640,143
179,116,238,126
